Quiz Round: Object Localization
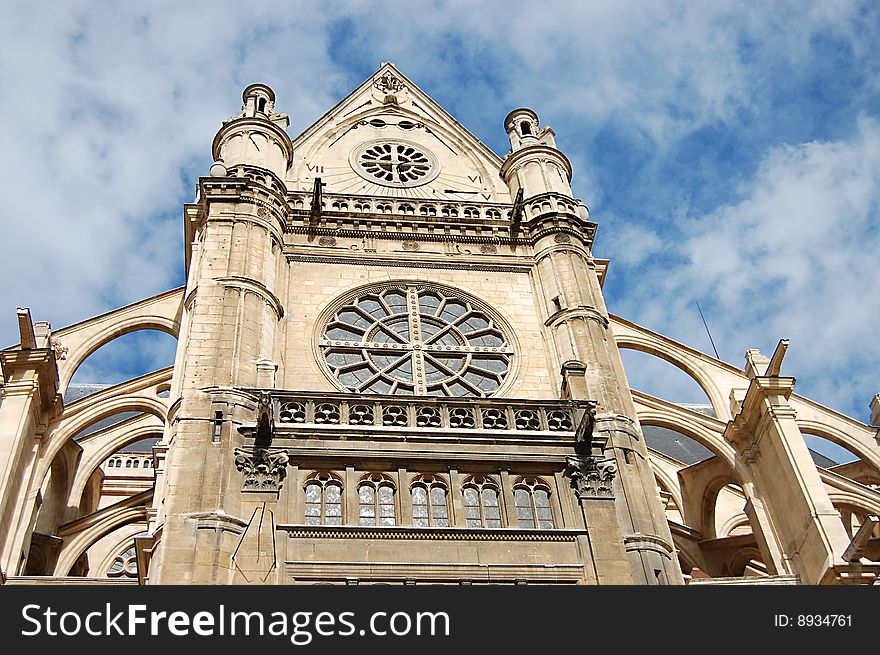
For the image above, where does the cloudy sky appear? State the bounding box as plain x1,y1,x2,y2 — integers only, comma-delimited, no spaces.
1,1,878,432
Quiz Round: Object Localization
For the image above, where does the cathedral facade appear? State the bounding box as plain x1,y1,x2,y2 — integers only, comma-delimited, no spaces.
1,64,878,585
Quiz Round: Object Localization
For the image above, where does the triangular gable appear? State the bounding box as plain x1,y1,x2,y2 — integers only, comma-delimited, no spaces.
287,63,512,203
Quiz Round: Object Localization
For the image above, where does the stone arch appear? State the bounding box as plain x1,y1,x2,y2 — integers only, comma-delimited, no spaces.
616,336,728,419
53,490,151,576
60,320,178,394
718,514,751,537
827,491,880,532
700,475,742,541
37,393,168,496
67,415,164,510
726,546,766,577
91,524,147,580
636,411,736,468
797,420,880,475
650,461,684,521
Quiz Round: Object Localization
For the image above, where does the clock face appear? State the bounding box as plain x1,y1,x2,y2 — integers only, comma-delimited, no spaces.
351,140,440,188
304,125,493,200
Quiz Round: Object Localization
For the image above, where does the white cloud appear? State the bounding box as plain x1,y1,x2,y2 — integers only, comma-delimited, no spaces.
620,117,880,419
0,0,876,423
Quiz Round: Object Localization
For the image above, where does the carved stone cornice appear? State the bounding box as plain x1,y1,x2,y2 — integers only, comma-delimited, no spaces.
593,413,642,442
725,376,797,448
623,533,676,557
211,116,293,164
285,253,531,273
499,144,573,182
280,524,587,541
185,511,249,534
213,276,285,319
0,348,60,415
545,305,609,330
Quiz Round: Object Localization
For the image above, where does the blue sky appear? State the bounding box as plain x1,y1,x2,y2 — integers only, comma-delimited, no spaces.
2,1,879,436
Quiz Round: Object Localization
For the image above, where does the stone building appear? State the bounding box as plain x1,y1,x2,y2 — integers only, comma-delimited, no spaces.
1,64,878,585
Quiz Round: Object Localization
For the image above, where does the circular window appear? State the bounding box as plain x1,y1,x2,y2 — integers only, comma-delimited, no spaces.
320,285,512,397
351,140,440,188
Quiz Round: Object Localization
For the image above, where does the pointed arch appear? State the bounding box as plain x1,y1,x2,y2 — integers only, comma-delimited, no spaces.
53,490,151,577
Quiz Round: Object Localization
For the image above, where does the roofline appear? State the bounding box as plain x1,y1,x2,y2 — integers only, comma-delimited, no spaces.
289,62,505,168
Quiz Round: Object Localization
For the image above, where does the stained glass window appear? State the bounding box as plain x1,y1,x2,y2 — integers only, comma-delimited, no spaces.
411,476,449,527
513,478,555,529
304,474,343,525
358,475,396,526
462,476,503,528
321,286,511,397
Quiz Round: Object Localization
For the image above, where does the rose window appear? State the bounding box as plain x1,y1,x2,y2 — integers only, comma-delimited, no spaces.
351,140,439,187
320,286,512,397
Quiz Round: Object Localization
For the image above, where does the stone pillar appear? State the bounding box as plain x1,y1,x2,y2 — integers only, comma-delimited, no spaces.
0,314,60,576
564,446,633,584
726,376,877,584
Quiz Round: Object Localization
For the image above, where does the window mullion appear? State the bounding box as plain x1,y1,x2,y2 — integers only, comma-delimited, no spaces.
407,287,427,394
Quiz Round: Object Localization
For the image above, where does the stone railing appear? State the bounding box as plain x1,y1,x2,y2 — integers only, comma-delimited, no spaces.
269,391,590,434
287,191,511,223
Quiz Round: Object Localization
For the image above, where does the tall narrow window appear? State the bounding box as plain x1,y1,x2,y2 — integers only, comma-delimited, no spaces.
462,475,502,528
411,474,449,527
513,477,555,529
358,473,396,526
304,472,343,525
520,121,532,136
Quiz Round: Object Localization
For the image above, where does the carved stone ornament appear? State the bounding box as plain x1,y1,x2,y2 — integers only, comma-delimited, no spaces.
402,240,420,251
318,236,337,247
554,233,572,244
374,72,405,95
51,338,68,360
564,455,617,499
234,447,289,492
480,243,498,254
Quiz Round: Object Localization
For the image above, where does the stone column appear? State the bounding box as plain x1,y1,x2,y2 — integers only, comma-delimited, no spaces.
726,376,877,584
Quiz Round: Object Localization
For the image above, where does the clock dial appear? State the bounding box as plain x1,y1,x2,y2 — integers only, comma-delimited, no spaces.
302,136,491,201
350,139,440,188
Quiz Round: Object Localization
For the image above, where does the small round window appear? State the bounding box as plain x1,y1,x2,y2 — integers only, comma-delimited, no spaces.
351,140,440,188
320,285,512,397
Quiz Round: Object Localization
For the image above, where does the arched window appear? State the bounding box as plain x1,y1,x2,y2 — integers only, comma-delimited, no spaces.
513,477,554,529
125,460,133,468
304,472,343,525
520,121,532,136
132,460,139,469
358,473,396,526
462,475,502,528
411,474,449,527
107,545,138,578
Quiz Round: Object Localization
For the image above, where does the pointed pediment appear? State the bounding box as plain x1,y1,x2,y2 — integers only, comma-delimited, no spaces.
288,63,511,204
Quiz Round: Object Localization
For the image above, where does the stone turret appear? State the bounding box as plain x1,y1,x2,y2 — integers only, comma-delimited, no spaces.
211,83,293,180
505,105,684,585
500,107,573,200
